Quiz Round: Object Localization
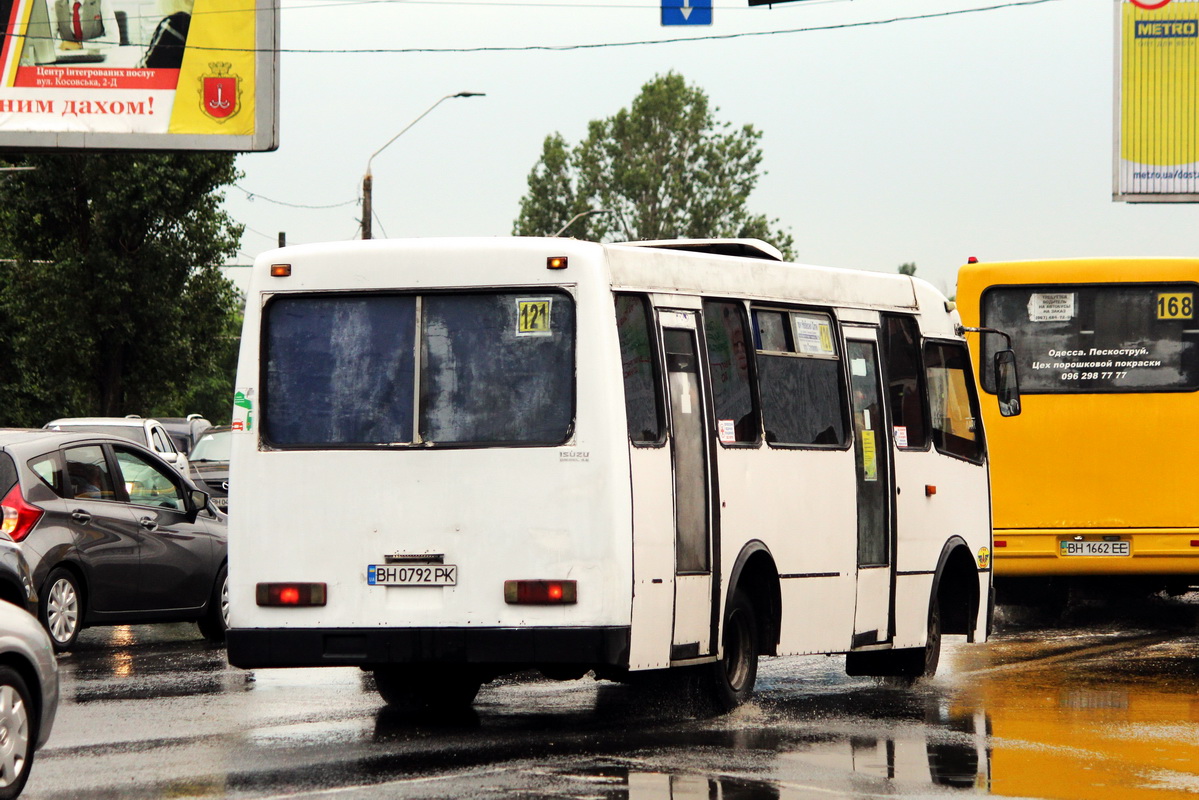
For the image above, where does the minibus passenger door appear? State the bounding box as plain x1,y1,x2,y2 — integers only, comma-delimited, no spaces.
846,332,894,646
659,311,716,659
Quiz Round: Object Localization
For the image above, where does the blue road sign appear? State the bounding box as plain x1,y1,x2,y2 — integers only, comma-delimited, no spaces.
662,0,712,26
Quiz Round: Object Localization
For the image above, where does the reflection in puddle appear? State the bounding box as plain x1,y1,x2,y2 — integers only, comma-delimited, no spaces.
952,635,1199,800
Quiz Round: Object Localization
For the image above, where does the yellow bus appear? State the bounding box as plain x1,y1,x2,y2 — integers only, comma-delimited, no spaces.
957,257,1199,604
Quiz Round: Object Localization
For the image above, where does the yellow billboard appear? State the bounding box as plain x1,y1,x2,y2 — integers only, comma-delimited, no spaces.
0,0,276,149
1116,0,1199,201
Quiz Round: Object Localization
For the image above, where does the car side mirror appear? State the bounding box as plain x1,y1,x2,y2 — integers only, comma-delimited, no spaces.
994,349,1021,417
187,488,210,523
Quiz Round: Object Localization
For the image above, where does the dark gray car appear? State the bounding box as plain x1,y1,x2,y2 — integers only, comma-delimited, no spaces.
0,429,228,652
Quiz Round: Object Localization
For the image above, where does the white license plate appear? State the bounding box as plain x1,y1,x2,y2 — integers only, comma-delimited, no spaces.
1059,541,1130,557
367,564,457,586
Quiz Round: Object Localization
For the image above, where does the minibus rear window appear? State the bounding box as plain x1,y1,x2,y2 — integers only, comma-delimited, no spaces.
263,291,575,447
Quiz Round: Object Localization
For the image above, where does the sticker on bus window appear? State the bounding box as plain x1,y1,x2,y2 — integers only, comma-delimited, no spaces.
516,298,553,336
893,426,908,447
1027,292,1075,322
1156,292,1193,320
793,314,835,355
717,419,736,443
861,429,878,482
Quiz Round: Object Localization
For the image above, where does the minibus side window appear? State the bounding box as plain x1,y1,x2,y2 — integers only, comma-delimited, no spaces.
615,294,664,445
925,341,984,463
752,308,848,447
703,300,760,445
881,314,929,449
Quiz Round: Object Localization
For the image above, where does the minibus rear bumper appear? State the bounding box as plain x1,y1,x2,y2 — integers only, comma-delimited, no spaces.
226,626,632,670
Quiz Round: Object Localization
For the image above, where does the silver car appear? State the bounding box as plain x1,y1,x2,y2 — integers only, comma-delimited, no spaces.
0,600,58,798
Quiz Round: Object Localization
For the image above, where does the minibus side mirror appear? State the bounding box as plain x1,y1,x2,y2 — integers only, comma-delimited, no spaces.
994,349,1021,417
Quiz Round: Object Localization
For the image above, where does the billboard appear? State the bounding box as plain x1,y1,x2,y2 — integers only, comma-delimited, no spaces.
0,0,277,150
1114,0,1199,202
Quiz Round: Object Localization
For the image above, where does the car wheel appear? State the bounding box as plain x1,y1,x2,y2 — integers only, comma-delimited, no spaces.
39,568,83,653
197,565,229,643
0,666,35,800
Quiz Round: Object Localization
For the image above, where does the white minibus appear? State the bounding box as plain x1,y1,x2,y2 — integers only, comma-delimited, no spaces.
226,237,999,712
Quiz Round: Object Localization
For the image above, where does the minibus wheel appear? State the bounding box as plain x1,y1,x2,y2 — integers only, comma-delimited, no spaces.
707,589,759,711
372,665,483,713
922,595,942,677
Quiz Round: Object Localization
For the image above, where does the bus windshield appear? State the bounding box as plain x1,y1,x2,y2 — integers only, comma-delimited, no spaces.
263,291,576,447
981,282,1199,394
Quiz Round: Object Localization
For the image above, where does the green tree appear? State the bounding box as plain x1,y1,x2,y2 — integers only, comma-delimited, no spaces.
514,72,794,258
0,152,244,427
898,262,917,276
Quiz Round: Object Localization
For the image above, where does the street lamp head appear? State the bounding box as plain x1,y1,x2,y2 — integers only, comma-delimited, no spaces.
454,92,486,98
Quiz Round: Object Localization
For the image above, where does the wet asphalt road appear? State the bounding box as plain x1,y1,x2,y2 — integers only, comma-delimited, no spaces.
20,594,1199,800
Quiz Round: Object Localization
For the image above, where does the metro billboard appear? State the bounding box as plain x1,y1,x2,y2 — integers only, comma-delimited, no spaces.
0,0,277,151
1115,0,1199,201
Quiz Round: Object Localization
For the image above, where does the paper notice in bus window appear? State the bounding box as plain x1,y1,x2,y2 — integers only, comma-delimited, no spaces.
1027,292,1075,322
516,298,553,336
893,426,908,447
861,430,878,481
717,419,736,443
793,314,836,355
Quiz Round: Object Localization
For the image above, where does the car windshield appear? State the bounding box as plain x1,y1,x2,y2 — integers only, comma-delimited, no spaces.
49,424,147,445
190,431,231,462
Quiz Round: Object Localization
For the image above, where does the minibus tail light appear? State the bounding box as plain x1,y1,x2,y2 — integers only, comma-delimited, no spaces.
256,582,326,606
504,580,577,605
0,486,42,542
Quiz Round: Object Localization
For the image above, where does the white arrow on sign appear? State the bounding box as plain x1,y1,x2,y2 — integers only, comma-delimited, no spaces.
681,0,692,19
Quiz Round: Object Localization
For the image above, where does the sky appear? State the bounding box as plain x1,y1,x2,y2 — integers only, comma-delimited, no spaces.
220,0,1199,298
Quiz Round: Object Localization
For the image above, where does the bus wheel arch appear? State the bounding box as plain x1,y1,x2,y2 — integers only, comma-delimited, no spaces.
725,542,781,658
932,536,981,643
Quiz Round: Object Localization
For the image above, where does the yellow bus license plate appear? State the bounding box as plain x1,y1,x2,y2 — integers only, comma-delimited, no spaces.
1059,541,1130,557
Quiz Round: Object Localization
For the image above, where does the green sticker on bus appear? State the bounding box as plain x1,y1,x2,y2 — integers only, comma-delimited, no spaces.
517,298,553,336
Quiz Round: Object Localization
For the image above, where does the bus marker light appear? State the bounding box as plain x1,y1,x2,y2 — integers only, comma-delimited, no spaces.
257,582,327,607
994,540,1007,547
925,485,937,496
1191,541,1199,547
270,264,292,277
547,256,568,270
504,579,577,605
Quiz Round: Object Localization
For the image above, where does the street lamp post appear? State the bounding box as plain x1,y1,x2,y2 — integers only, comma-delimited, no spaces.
361,91,485,240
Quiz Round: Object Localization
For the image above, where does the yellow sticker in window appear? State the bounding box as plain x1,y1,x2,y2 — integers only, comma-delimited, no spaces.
1156,292,1193,320
818,322,833,353
861,429,878,482
517,298,553,336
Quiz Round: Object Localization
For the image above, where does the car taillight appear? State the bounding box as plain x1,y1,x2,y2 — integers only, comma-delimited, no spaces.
256,582,326,606
0,485,43,542
504,580,577,605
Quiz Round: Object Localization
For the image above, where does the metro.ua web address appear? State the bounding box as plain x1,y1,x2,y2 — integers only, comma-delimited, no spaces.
1133,170,1199,179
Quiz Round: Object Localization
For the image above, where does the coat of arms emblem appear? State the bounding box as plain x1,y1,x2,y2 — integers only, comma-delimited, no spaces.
200,62,241,122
